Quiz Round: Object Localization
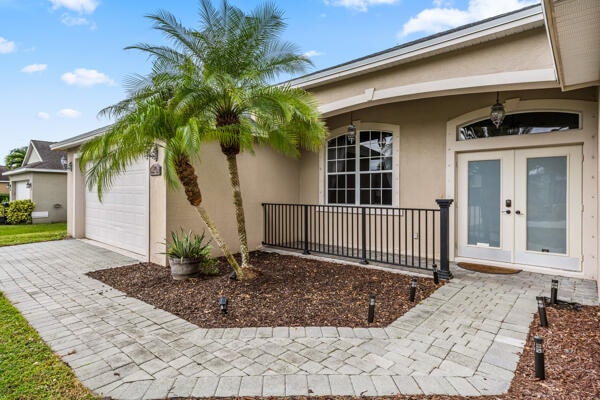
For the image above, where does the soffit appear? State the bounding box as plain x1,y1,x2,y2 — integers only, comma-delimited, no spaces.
544,0,600,90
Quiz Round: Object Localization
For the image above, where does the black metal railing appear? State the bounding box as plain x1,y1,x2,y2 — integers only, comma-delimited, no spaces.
262,199,454,278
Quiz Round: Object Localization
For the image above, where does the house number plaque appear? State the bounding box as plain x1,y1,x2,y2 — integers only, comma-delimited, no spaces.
150,163,162,176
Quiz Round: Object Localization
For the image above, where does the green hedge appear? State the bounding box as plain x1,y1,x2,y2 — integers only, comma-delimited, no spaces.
6,200,35,225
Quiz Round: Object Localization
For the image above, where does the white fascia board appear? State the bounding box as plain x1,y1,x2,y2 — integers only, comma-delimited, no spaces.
290,8,544,89
50,135,99,151
3,168,66,176
21,142,35,166
318,68,557,116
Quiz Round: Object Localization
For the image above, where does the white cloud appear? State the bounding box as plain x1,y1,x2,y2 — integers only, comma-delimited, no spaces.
304,50,324,58
61,13,89,25
0,37,16,54
399,0,539,38
324,0,398,12
37,112,51,120
49,0,98,14
21,64,48,73
61,68,114,87
57,108,81,118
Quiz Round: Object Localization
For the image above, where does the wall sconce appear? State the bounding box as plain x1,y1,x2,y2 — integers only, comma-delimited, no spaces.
60,155,72,171
26,181,32,189
6,183,10,189
218,296,228,314
145,144,159,162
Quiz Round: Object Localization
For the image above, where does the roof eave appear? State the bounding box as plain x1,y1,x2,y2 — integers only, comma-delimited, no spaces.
51,125,112,151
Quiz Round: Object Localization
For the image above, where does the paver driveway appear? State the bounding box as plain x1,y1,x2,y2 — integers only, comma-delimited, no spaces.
0,240,597,399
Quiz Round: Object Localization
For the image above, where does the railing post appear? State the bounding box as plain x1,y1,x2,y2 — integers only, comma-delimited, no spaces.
360,206,368,264
435,199,454,280
303,205,310,255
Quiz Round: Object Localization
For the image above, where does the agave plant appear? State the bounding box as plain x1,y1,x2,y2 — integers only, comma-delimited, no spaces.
165,229,212,261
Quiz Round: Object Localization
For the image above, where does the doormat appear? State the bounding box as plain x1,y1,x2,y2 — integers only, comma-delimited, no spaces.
457,262,521,274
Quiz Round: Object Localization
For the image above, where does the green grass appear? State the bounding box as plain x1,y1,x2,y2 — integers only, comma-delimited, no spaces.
0,223,67,247
0,292,97,400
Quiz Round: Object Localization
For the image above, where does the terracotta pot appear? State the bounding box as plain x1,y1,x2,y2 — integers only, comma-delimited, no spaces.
168,257,201,280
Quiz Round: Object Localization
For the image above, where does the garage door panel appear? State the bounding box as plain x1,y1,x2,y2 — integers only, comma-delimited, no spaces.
85,158,149,257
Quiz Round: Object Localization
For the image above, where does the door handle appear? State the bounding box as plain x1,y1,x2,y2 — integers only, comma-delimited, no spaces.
515,210,525,215
502,210,511,215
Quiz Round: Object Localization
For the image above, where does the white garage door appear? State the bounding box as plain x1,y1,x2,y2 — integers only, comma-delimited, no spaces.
15,181,31,200
85,158,149,257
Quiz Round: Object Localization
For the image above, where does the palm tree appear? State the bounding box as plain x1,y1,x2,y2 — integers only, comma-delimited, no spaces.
79,66,244,277
129,0,327,273
5,147,27,170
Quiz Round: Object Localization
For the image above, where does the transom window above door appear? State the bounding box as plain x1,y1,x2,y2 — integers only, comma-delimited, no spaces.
459,112,580,141
327,130,393,205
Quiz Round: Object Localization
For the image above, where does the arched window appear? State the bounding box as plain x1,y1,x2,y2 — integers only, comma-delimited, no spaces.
459,111,580,141
327,130,393,205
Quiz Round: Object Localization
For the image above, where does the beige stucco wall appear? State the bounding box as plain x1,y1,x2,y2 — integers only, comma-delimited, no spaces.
310,28,555,111
30,172,67,223
165,143,301,261
0,184,8,196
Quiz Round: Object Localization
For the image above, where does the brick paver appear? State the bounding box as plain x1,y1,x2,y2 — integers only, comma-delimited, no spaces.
0,240,597,399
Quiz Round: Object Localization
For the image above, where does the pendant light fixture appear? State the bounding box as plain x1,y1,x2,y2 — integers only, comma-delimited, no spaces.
346,112,356,144
489,92,505,128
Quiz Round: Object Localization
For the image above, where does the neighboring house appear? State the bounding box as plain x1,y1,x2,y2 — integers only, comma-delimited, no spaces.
53,2,600,294
0,166,8,196
4,140,67,223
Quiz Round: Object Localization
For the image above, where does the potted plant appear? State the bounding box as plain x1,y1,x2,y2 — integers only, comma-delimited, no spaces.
165,229,215,280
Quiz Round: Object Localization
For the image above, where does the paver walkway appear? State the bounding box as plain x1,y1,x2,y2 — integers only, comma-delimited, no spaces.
0,240,597,399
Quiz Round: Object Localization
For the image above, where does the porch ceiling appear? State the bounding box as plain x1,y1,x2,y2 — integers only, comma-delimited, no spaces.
544,0,600,91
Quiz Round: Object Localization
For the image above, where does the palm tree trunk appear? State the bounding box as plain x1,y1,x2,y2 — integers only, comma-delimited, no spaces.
175,155,245,278
224,152,252,270
195,204,243,277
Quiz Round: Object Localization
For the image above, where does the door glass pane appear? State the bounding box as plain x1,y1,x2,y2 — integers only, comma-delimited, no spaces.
468,160,501,247
527,156,567,254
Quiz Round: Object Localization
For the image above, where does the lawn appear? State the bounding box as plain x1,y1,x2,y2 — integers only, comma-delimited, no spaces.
0,292,97,400
0,222,67,246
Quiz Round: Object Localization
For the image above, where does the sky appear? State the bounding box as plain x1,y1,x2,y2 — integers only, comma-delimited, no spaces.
0,0,539,161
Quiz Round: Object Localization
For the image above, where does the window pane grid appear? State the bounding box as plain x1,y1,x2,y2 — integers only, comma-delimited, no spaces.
327,130,393,206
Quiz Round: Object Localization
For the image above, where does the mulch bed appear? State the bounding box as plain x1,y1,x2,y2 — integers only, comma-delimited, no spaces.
88,251,599,399
88,250,441,328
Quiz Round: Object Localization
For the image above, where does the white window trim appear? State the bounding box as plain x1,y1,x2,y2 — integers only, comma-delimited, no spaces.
319,121,400,207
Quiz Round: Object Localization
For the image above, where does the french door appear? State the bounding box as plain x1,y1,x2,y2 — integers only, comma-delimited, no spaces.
457,146,582,271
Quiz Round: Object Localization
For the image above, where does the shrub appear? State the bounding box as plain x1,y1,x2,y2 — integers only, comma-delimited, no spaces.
0,194,8,203
6,200,35,224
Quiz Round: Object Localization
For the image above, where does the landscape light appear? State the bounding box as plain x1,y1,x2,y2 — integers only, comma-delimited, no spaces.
536,296,548,327
218,296,228,314
432,264,439,284
409,278,417,302
534,336,545,380
367,294,376,323
550,279,559,305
